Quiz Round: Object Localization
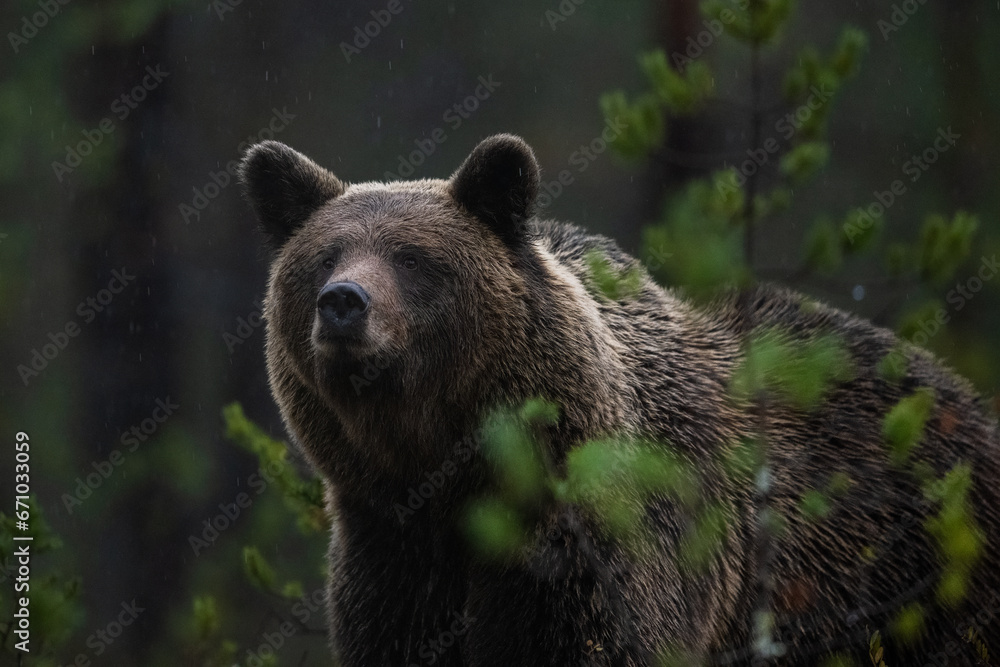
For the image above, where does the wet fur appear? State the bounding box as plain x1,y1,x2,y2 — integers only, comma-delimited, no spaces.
241,136,1000,666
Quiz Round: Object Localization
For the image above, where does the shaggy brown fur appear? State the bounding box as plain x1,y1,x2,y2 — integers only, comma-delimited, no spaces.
240,135,1000,666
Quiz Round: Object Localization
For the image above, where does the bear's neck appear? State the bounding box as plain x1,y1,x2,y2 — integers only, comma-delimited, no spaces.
486,247,637,457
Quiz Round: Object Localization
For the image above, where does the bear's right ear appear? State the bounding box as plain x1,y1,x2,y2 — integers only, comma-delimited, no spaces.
239,141,345,250
449,134,540,248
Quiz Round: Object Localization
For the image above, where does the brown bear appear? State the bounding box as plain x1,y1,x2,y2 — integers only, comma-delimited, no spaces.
239,134,1000,666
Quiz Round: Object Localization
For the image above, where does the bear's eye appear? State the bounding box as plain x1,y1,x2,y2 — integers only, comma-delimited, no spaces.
400,255,419,271
322,258,336,270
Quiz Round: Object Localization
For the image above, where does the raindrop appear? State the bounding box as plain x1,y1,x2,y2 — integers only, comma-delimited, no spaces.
852,285,865,301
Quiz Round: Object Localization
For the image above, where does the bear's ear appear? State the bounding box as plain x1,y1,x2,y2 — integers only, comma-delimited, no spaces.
449,134,540,247
239,141,345,250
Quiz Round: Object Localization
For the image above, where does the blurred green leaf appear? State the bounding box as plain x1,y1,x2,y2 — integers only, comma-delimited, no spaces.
242,546,277,592
923,464,985,607
840,207,882,251
223,403,329,533
780,141,829,182
641,51,714,114
883,387,935,467
464,499,528,560
600,91,665,159
804,219,843,274
585,249,643,302
917,211,978,284
192,595,221,642
892,603,925,645
731,329,853,409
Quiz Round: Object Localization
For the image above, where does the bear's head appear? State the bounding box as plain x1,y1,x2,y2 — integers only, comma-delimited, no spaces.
240,135,630,479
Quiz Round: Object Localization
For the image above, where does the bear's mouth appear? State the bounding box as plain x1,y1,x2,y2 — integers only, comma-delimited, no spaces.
311,314,372,356
314,349,403,405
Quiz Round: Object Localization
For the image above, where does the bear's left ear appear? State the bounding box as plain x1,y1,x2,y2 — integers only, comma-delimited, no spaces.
449,134,540,247
239,141,345,251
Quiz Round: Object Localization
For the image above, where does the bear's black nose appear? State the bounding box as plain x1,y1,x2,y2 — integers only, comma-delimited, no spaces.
317,281,371,335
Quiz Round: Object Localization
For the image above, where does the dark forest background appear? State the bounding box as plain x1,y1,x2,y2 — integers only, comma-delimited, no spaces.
1,0,998,665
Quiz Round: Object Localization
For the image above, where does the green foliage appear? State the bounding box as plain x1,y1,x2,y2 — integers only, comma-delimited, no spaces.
783,28,868,141
192,595,221,641
643,172,750,298
223,402,329,534
584,249,643,301
599,47,713,159
799,488,832,521
877,343,910,384
590,0,991,660
184,595,240,667
678,502,729,572
701,0,795,44
720,438,765,485
880,211,980,284
0,498,83,662
564,440,701,555
481,399,557,505
891,602,925,644
467,401,706,560
781,141,830,183
868,629,887,666
640,51,715,114
821,655,856,667
600,91,664,159
803,219,843,274
178,405,330,666
962,627,991,664
917,212,979,284
731,328,853,410
896,301,945,342
464,499,529,560
0,0,194,181
243,546,278,592
841,208,883,251
656,645,704,667
464,400,560,558
882,387,935,467
922,465,985,607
